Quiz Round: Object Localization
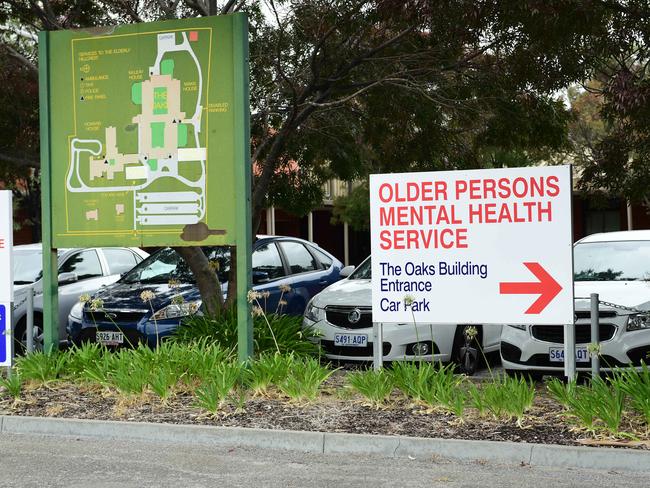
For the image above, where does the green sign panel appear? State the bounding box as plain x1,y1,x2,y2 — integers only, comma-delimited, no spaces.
44,14,248,247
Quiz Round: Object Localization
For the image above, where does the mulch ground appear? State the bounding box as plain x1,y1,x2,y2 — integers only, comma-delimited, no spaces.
1,370,628,449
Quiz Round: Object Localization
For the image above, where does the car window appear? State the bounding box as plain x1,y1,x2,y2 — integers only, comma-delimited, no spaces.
574,240,650,281
350,257,371,279
103,248,138,275
59,250,103,280
121,247,230,284
13,249,43,284
311,247,333,268
279,241,318,274
252,243,285,279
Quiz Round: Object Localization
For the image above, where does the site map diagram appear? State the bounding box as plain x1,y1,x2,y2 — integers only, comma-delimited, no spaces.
48,17,240,247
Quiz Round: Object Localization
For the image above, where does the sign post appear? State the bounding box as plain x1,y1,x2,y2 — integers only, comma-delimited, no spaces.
39,14,252,357
0,191,14,368
369,166,575,377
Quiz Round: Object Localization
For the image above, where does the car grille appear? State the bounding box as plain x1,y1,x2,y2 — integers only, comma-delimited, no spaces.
574,310,617,320
321,340,391,357
325,306,372,330
531,323,616,344
84,310,147,325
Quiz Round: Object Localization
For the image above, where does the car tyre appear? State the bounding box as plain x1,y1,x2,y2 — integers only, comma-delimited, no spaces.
453,325,482,376
13,315,44,355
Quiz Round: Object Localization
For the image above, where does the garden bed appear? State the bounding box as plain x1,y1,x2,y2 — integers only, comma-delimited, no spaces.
1,342,649,449
1,370,579,446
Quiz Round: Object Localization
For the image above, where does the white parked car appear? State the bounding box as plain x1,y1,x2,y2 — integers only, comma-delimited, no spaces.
12,244,148,352
501,230,650,376
303,257,501,373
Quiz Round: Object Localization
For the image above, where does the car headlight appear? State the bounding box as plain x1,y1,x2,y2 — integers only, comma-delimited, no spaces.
69,301,84,321
151,300,202,321
506,324,527,331
304,299,325,323
627,313,650,331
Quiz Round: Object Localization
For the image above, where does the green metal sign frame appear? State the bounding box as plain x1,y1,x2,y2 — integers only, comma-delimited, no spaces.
38,14,252,360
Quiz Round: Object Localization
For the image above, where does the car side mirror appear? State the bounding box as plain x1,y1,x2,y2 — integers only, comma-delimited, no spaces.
252,271,270,284
339,265,355,278
58,272,79,285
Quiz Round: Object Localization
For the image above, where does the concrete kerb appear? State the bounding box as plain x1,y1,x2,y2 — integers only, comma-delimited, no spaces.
2,416,649,472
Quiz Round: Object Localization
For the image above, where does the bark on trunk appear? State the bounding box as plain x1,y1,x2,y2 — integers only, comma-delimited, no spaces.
174,246,224,317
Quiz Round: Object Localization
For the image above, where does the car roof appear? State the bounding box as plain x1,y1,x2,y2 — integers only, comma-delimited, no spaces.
577,230,650,244
13,243,146,256
255,234,325,249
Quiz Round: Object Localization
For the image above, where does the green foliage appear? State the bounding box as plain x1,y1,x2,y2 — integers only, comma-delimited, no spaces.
346,369,395,408
547,376,625,434
194,362,242,413
0,372,22,399
391,362,463,409
244,353,295,396
148,364,178,402
106,349,150,395
480,375,535,422
174,313,319,357
15,351,68,384
278,357,334,402
614,363,650,424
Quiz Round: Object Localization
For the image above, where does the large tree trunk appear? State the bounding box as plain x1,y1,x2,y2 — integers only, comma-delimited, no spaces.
174,246,224,317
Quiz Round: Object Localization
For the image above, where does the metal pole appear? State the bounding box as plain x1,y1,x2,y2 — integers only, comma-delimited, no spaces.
307,211,313,242
38,30,59,354
590,293,600,378
26,287,34,353
343,222,349,266
372,322,383,370
234,13,253,363
564,322,576,380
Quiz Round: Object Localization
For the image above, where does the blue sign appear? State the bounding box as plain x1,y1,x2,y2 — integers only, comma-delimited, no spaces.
0,304,5,363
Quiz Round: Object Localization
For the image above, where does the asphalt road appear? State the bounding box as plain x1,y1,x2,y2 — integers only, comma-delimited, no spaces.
0,432,647,488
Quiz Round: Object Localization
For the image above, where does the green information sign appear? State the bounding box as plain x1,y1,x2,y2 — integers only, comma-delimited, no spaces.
39,14,252,359
44,14,248,247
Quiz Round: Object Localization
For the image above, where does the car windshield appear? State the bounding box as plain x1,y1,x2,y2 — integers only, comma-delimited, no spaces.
574,240,650,281
121,247,230,284
349,257,371,279
13,249,43,284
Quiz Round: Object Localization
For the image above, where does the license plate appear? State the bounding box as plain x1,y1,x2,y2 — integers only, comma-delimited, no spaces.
549,347,589,363
334,333,368,347
96,331,124,345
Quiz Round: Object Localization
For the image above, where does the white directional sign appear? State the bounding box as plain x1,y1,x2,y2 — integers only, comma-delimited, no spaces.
0,190,13,366
370,166,573,325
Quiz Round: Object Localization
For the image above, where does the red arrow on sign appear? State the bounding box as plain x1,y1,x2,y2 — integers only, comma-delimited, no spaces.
499,262,562,314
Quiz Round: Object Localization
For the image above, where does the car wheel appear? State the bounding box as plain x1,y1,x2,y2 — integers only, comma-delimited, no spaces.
13,316,44,355
452,325,482,376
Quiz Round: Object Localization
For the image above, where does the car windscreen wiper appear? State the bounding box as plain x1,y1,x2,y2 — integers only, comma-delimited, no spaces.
13,280,34,285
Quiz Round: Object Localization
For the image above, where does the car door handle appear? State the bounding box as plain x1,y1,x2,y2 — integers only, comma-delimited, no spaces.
318,279,328,285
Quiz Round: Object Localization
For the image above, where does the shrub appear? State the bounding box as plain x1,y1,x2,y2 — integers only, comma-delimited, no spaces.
15,351,69,384
278,357,334,402
244,353,295,396
173,312,320,357
347,369,395,408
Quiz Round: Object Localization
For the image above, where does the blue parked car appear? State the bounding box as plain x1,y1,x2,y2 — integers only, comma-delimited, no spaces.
68,236,344,348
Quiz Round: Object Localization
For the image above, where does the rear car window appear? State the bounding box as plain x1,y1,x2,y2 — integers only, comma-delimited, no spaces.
59,250,103,280
279,241,318,274
103,248,138,275
311,247,333,268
